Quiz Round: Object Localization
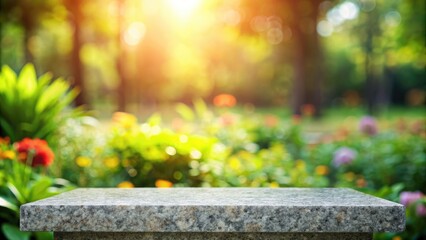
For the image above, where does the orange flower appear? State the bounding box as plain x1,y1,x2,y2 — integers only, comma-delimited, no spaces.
302,104,315,117
0,150,16,160
264,115,279,128
15,138,54,167
0,137,10,146
356,178,367,188
155,179,173,188
117,181,134,188
315,165,329,176
112,112,137,129
213,94,237,107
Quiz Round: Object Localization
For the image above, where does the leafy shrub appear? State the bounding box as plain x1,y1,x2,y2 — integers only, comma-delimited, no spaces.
204,143,328,187
53,116,105,187
0,137,73,240
0,64,78,144
307,124,426,192
106,113,220,187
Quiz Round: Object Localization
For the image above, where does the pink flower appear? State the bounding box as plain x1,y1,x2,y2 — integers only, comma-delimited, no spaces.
359,116,378,136
333,147,356,167
416,204,426,217
400,191,423,206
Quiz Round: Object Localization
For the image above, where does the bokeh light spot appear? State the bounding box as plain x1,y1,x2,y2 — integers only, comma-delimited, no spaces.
267,28,283,45
123,22,146,46
385,11,401,27
317,20,334,37
339,2,359,20
359,0,376,12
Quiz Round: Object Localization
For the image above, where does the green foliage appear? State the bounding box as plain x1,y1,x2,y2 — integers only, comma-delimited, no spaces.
205,143,327,187
0,64,79,143
53,116,104,186
49,105,425,239
1,224,31,240
106,113,220,187
307,125,426,192
0,140,74,240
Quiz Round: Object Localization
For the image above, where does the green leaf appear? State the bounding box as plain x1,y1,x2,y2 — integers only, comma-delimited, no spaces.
6,183,26,205
0,65,17,92
1,223,30,240
147,113,161,126
28,177,53,202
35,79,68,113
34,231,53,240
0,118,16,142
176,103,194,121
16,64,37,99
194,98,208,118
0,197,18,212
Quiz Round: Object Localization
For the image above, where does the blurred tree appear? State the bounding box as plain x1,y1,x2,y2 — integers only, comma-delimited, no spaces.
323,0,425,112
0,0,59,64
237,0,327,116
288,0,324,117
116,0,127,111
64,0,86,106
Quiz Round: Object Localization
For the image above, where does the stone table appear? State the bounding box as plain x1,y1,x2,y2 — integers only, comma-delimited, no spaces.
20,188,405,240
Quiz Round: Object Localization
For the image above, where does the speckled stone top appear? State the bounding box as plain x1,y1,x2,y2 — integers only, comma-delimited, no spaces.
20,188,405,233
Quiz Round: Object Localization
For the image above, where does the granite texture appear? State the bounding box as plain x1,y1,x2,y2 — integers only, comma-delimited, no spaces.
21,188,405,232
54,232,372,240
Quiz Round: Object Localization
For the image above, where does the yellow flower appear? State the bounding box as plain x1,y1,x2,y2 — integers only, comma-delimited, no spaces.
117,181,134,188
155,179,173,188
344,172,356,182
75,156,92,167
392,236,402,240
315,165,329,176
229,157,241,170
0,150,16,160
295,160,306,170
104,157,119,169
269,182,279,188
112,112,137,129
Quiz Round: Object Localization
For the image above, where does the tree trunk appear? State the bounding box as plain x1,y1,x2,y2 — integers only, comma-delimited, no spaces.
310,0,323,118
116,0,127,112
364,11,377,115
67,0,86,106
289,0,323,117
288,0,306,116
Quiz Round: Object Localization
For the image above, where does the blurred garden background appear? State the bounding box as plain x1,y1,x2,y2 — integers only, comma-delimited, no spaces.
0,0,425,239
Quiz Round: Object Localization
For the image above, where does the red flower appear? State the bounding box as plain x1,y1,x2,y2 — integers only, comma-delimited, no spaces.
15,138,54,167
213,94,237,107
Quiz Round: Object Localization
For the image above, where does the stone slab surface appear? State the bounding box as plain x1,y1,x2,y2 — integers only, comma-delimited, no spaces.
54,232,372,240
21,188,405,232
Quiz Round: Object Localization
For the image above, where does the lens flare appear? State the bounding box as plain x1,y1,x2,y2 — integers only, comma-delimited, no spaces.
166,0,202,20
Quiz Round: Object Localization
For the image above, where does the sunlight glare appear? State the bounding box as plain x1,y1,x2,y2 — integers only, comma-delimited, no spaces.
339,2,359,20
123,22,146,46
166,0,202,19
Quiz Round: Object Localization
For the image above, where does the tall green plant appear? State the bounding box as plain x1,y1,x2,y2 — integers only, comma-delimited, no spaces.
0,64,79,143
